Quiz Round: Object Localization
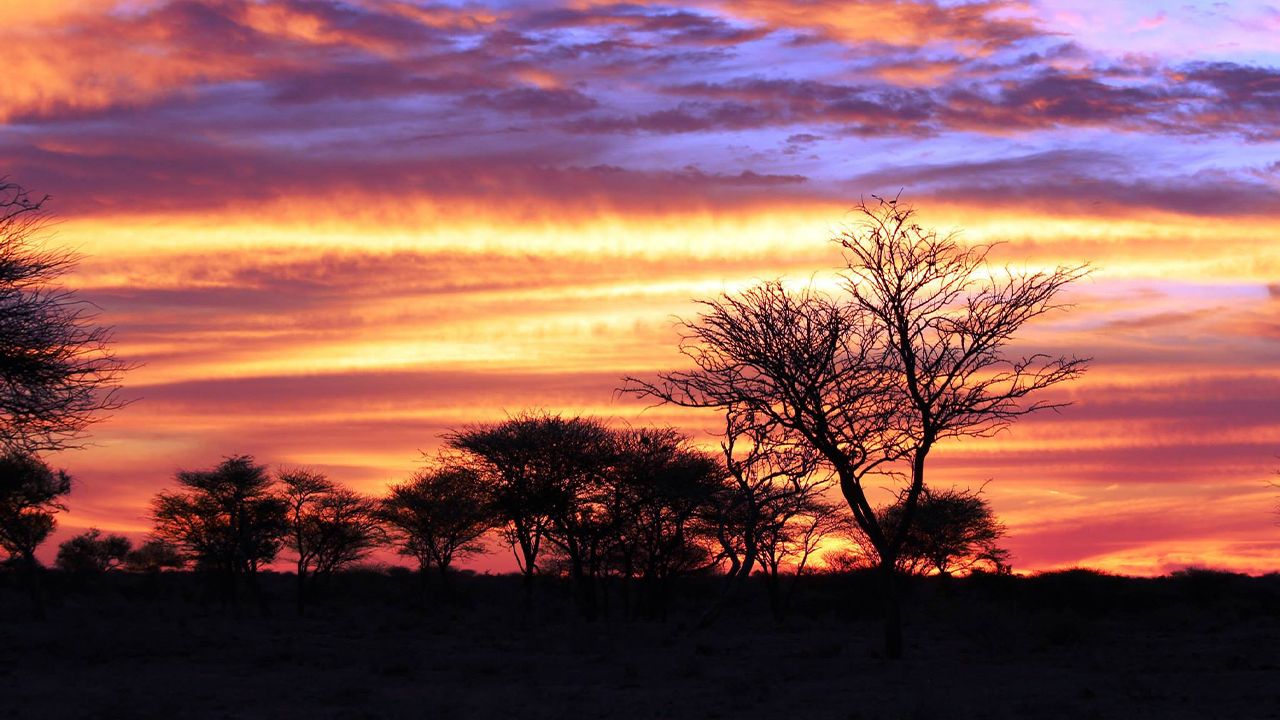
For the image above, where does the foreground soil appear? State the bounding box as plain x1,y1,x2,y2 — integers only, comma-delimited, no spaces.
2,570,1277,719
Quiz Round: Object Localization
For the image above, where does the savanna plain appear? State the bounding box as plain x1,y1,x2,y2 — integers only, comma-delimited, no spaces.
3,569,1278,719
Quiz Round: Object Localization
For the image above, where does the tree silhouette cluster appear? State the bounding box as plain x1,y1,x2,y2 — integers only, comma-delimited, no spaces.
627,197,1088,656
0,184,1086,660
0,419,844,622
447,415,732,618
16,413,948,622
12,414,1015,628
109,415,862,619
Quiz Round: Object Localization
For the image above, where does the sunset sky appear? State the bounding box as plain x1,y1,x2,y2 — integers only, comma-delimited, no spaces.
3,0,1278,574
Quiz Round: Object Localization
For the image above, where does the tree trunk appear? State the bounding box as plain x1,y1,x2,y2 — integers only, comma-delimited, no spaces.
879,560,903,659
570,553,597,621
874,442,929,659
513,525,538,613
521,568,534,613
766,568,784,623
697,546,755,630
248,569,271,617
295,560,308,617
21,551,46,621
414,561,433,611
437,562,454,602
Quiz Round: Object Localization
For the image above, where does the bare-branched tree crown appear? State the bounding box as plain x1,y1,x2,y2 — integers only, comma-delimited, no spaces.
627,196,1088,657
0,180,128,453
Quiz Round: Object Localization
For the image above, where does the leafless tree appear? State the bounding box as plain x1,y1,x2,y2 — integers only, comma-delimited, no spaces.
629,197,1087,657
835,196,1085,651
625,281,905,639
0,180,127,453
378,464,493,590
837,196,1086,525
55,528,132,574
150,456,287,608
279,468,383,615
709,414,823,577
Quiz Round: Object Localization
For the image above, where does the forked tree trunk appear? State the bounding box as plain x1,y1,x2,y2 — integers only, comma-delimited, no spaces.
696,547,756,630
514,536,537,613
520,569,534,612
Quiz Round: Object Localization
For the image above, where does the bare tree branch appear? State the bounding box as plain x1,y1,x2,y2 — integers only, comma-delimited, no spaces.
624,197,1088,657
0,180,130,452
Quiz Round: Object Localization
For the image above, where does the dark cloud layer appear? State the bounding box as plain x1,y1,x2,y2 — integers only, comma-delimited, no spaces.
846,150,1280,216
2,133,813,215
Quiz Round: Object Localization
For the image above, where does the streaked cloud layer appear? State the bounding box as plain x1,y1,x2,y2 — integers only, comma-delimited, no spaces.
3,0,1277,574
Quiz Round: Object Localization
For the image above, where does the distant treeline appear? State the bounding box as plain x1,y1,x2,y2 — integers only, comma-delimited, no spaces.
1,411,1009,623
3,552,1277,645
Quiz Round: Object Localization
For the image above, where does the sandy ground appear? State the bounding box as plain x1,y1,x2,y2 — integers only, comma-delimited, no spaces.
2,571,1277,719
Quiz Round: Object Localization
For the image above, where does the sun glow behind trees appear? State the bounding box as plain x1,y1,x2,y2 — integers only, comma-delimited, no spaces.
18,192,1273,575
31,197,1280,575
3,0,1276,575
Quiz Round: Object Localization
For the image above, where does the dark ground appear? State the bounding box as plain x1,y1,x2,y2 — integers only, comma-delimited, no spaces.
2,569,1278,719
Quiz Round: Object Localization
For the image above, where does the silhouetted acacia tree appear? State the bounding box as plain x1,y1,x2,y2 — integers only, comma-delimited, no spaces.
447,412,615,614
606,427,722,619
55,528,131,574
847,486,1012,575
835,197,1086,653
0,450,71,569
123,539,185,573
0,181,127,453
378,464,493,590
629,198,1087,657
0,450,71,617
866,486,1010,577
820,547,872,574
279,468,383,615
627,281,903,637
150,456,287,607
